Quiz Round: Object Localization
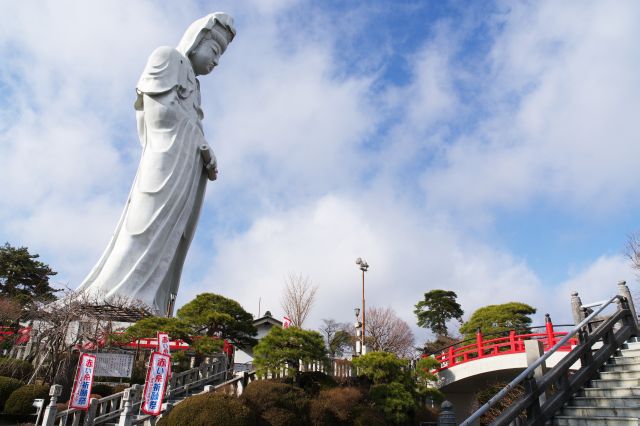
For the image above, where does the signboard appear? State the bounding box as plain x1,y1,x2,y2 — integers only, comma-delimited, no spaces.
283,316,291,328
94,352,134,378
141,352,170,416
69,353,96,410
157,332,170,356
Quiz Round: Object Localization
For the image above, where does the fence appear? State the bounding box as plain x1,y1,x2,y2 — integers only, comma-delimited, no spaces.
37,353,229,426
431,315,578,371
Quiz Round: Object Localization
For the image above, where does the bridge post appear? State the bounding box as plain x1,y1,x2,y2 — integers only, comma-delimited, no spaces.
545,314,555,349
447,346,455,366
570,291,584,325
118,385,141,426
618,281,638,328
525,340,548,406
437,400,456,425
41,384,62,426
83,398,98,426
476,329,484,358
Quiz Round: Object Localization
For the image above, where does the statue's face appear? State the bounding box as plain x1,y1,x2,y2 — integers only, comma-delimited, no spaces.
190,38,222,76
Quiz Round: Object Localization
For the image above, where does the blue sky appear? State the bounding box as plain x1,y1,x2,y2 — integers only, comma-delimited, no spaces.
1,0,639,342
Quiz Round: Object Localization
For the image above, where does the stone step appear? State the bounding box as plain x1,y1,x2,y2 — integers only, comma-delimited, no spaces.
608,355,640,365
579,387,640,398
601,362,640,372
619,348,640,357
559,406,640,417
599,370,640,380
590,378,640,388
622,341,640,350
568,396,640,407
552,416,640,426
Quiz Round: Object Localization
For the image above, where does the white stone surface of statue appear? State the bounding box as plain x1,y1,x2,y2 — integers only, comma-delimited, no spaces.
77,13,235,316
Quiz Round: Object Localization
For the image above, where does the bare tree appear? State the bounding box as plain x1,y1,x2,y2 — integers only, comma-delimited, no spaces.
365,306,416,358
319,318,352,358
627,232,640,273
24,289,148,385
280,272,318,328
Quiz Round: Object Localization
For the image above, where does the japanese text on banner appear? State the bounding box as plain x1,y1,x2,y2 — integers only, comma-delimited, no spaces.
69,353,96,410
157,332,170,356
141,352,170,415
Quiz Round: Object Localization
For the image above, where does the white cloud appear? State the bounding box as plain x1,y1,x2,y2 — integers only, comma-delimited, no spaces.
179,192,548,340
418,1,640,216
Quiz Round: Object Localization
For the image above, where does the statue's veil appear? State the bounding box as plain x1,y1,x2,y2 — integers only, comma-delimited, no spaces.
177,12,235,57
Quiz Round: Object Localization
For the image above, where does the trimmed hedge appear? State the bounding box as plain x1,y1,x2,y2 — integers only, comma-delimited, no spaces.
353,406,387,426
5,384,49,415
309,387,362,425
241,380,309,424
159,392,254,426
91,384,114,398
296,372,337,396
261,407,299,426
370,382,415,425
0,358,34,381
0,376,22,411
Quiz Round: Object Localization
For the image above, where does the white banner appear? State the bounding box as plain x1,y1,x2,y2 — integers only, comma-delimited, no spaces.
69,353,96,410
141,352,170,416
93,352,134,378
157,332,171,356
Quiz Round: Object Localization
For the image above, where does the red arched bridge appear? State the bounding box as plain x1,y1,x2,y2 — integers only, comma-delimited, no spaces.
430,317,578,373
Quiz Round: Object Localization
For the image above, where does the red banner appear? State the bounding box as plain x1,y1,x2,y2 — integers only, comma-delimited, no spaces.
157,332,170,356
69,353,97,410
141,352,170,415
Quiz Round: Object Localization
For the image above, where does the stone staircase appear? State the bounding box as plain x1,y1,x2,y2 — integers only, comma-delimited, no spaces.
552,337,640,425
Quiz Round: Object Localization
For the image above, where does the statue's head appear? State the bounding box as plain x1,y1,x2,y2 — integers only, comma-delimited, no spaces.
177,13,236,75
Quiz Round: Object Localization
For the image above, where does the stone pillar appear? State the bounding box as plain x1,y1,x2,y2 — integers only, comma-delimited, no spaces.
41,384,62,426
570,291,584,325
618,281,638,328
118,386,140,426
438,400,456,426
525,340,548,405
83,398,99,426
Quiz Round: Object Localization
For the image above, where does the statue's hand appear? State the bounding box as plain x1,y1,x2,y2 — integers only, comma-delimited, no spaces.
199,144,218,181
206,153,218,181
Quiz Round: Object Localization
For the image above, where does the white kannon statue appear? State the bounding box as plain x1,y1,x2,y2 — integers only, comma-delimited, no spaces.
77,13,235,316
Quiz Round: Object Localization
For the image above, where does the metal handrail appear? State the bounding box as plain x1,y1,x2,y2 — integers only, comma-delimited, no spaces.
461,294,623,426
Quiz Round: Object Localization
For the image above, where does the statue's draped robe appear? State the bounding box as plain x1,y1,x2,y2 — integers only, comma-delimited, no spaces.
77,47,208,315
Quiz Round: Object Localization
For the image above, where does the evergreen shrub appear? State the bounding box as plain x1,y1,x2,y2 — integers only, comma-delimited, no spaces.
260,407,300,425
296,372,336,396
353,406,386,426
309,387,362,425
90,384,114,398
0,376,22,411
159,392,254,426
0,358,34,381
370,382,415,425
5,384,49,415
241,380,308,424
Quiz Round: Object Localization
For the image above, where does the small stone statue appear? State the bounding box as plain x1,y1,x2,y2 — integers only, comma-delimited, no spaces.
77,13,236,315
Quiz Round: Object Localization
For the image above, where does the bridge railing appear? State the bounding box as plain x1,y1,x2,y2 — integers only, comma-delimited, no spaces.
432,316,578,371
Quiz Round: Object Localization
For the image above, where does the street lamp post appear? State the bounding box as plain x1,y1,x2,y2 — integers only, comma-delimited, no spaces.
354,307,361,355
355,257,369,355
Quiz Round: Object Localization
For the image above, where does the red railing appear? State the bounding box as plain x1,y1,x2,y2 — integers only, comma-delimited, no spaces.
428,316,578,372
